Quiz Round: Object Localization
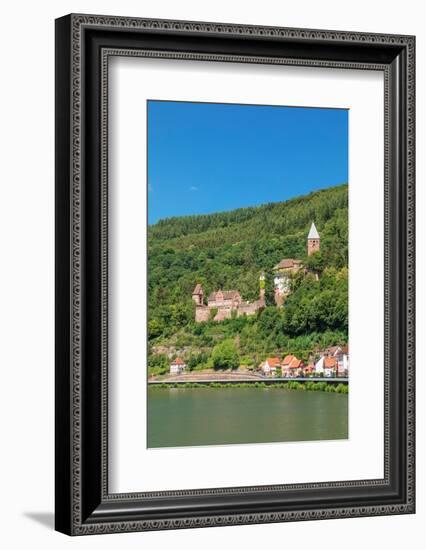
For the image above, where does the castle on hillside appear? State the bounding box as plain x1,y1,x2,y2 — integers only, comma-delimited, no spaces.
273,222,320,305
192,222,320,321
192,274,266,323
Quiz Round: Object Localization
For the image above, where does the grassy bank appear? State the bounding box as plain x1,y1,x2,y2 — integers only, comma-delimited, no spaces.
149,381,349,394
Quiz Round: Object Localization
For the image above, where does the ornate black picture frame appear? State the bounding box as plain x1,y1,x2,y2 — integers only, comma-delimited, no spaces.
55,14,415,535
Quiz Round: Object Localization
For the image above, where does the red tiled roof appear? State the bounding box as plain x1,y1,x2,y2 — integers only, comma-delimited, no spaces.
324,357,337,368
282,354,295,366
266,357,281,366
289,358,302,369
172,358,185,365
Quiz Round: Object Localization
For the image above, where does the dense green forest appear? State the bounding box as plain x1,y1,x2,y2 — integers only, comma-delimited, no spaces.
148,184,348,375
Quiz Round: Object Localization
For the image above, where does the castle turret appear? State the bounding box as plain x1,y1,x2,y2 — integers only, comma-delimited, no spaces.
192,283,204,306
307,222,320,256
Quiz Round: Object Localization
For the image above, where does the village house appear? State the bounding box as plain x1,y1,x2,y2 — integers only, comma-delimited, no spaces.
261,357,281,376
320,345,350,376
281,355,304,378
327,345,349,376
281,354,295,377
169,357,187,375
274,222,320,306
314,346,349,377
287,357,304,378
323,357,337,377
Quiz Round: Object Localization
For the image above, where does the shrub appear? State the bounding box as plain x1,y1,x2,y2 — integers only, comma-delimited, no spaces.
211,339,240,370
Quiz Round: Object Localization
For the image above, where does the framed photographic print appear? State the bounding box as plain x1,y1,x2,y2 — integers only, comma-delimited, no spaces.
55,14,415,535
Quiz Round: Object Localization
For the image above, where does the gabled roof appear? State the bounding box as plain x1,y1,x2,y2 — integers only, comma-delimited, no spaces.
171,358,185,365
265,357,281,367
315,356,324,368
282,354,295,366
324,357,337,368
308,222,320,239
192,283,203,295
289,357,303,369
274,259,303,271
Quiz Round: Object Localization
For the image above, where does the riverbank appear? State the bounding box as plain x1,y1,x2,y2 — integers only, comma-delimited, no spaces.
149,380,349,393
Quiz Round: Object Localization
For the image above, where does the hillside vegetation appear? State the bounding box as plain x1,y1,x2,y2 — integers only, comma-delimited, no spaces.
148,184,348,375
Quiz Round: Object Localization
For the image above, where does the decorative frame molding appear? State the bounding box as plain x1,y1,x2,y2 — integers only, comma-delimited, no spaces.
55,14,415,535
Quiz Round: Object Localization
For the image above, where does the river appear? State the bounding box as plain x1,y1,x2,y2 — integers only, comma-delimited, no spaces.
147,387,348,448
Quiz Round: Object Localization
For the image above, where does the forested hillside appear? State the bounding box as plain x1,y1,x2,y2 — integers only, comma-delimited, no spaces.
148,184,348,375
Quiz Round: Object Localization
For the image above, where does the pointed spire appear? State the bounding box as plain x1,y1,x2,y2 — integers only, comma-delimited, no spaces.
308,222,320,239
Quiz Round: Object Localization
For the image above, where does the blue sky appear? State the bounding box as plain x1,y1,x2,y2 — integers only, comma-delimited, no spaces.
147,100,348,224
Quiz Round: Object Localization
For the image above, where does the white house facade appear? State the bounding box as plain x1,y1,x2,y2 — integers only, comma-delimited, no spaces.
314,356,325,375
169,358,186,375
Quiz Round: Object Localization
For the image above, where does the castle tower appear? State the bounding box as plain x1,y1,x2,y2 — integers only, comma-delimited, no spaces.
307,222,320,256
192,283,204,306
259,272,265,302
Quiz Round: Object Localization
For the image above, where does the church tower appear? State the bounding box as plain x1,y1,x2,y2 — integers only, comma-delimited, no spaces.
307,222,320,256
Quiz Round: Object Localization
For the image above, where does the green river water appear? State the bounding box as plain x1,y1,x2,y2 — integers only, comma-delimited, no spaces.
147,387,348,448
